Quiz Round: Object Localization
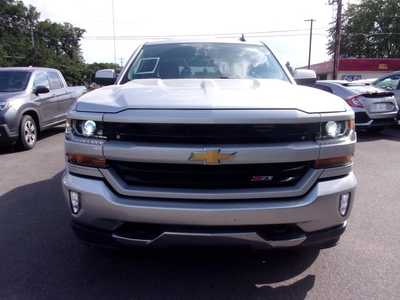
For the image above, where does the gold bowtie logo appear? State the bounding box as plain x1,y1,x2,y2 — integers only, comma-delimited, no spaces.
189,150,237,165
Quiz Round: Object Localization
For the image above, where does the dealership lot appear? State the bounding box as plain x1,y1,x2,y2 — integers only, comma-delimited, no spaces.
0,127,400,300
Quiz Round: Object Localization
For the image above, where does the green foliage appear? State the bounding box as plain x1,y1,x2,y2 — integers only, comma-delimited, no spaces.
328,0,400,58
0,0,117,85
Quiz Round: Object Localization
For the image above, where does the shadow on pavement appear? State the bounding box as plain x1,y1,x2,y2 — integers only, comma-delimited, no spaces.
0,125,65,155
0,171,319,300
356,127,400,143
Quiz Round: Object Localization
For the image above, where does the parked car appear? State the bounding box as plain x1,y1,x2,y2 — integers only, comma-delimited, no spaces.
314,80,398,132
63,40,356,250
0,67,86,149
352,78,377,85
372,71,400,106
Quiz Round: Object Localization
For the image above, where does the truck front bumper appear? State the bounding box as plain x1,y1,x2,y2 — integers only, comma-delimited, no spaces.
62,171,357,249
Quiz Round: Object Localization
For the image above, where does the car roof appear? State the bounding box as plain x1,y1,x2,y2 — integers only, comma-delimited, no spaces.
144,38,264,46
316,81,346,87
0,67,59,73
375,70,400,81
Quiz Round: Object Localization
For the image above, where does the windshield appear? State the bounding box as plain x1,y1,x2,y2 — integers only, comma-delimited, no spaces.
0,71,31,92
126,43,289,82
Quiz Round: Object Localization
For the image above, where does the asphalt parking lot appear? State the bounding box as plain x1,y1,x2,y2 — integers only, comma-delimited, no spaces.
1,127,400,300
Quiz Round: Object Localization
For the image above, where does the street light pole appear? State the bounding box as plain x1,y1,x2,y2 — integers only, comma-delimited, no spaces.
111,0,117,66
305,19,316,69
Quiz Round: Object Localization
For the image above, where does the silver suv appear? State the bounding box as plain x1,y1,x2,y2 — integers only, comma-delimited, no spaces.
63,40,357,250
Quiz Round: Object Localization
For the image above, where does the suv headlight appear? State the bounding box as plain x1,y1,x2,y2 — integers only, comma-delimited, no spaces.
0,102,9,111
319,120,354,140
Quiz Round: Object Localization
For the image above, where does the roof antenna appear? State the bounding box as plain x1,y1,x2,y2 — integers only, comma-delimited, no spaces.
239,33,246,42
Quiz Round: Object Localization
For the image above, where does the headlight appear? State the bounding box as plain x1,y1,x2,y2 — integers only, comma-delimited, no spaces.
0,102,9,111
320,120,354,140
82,120,97,136
325,121,340,138
67,119,106,141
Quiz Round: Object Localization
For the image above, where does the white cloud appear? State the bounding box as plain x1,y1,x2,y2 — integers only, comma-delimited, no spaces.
24,0,336,67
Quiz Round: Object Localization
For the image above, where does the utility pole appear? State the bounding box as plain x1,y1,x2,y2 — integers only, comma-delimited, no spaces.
30,24,36,66
305,19,316,69
331,0,343,80
111,0,117,65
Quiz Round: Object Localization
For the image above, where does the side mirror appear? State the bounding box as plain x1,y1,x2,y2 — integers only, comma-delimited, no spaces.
34,85,50,95
94,69,116,86
293,69,317,86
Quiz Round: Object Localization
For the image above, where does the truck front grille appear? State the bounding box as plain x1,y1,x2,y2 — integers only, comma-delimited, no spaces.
102,123,320,144
109,161,312,189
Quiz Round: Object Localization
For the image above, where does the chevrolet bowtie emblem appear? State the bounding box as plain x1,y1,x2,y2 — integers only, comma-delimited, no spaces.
189,150,237,165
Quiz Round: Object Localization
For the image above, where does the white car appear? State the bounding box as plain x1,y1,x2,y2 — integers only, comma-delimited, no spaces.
314,80,398,132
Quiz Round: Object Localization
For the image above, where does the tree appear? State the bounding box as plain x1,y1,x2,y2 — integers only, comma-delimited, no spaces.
0,0,40,66
1,1,120,85
328,0,400,58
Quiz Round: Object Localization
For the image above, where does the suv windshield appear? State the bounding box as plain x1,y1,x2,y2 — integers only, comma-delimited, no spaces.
126,43,289,82
0,71,31,92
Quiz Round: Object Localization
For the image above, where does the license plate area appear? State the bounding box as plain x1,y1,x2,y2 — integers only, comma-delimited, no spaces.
369,102,394,113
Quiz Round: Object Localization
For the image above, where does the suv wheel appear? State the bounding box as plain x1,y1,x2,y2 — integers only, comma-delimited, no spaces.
19,115,38,150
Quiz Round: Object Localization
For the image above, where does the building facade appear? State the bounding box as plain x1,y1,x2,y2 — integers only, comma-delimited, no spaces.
307,58,400,81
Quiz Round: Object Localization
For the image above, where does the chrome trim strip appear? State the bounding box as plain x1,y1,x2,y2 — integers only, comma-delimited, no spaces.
100,168,322,200
112,232,306,248
112,231,306,248
65,139,103,157
103,109,322,124
264,236,306,247
67,163,103,178
68,111,103,121
320,164,353,179
103,142,320,164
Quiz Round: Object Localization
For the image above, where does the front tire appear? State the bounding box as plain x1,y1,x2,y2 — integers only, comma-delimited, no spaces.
18,115,38,150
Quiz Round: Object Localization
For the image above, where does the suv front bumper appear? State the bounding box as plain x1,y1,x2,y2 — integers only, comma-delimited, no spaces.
62,171,356,249
0,124,18,144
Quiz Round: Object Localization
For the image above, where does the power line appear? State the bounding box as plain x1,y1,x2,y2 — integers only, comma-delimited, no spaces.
83,28,328,41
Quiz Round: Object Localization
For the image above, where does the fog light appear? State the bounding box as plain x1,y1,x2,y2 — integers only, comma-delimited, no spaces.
339,193,350,216
69,191,81,214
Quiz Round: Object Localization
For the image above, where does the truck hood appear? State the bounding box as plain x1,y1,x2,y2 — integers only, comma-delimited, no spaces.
76,79,348,114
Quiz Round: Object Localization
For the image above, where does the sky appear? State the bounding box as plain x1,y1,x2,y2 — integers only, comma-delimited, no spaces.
23,0,350,68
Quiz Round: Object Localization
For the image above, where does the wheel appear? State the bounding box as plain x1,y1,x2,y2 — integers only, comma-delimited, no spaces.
18,115,38,150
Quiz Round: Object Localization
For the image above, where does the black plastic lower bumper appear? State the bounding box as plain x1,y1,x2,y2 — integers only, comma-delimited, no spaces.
0,124,18,144
71,221,346,250
355,112,397,128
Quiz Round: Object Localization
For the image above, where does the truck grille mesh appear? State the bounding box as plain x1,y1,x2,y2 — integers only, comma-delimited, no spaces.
109,161,312,189
102,123,320,144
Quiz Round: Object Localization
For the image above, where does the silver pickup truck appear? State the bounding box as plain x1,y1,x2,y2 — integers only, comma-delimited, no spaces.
63,40,357,250
0,67,86,149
